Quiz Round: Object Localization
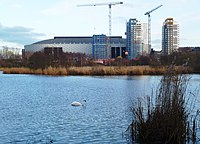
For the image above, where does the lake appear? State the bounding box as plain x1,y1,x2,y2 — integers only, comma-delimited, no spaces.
0,73,199,143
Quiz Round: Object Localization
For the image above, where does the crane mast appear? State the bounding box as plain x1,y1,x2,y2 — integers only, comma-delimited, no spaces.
144,5,162,52
77,2,123,36
109,4,111,36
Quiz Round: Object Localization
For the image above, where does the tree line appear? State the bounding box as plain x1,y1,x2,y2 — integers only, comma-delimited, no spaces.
0,50,200,73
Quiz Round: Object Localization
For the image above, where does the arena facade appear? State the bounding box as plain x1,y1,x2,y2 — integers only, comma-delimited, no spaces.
24,35,126,59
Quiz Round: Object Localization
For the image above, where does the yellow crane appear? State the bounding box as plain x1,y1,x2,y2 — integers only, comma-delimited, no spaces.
77,2,123,36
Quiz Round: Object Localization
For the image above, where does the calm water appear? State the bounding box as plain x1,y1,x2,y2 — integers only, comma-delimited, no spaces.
0,73,199,143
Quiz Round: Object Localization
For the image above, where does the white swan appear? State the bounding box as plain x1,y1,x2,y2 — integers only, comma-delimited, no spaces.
71,100,86,106
71,101,82,106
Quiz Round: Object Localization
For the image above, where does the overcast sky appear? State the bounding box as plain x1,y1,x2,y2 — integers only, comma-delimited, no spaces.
0,0,199,50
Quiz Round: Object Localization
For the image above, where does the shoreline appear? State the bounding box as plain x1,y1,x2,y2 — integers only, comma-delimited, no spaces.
0,66,193,76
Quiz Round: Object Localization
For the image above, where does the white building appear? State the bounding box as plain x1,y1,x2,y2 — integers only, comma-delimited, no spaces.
24,37,93,55
126,18,148,59
24,36,126,59
162,18,179,55
141,23,149,55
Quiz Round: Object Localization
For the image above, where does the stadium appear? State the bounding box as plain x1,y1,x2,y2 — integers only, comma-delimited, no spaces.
24,35,126,59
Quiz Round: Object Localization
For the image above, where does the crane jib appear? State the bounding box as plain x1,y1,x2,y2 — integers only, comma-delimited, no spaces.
77,1,123,36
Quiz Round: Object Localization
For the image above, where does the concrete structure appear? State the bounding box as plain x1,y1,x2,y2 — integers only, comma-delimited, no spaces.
162,18,179,55
141,23,149,55
24,37,92,56
24,36,126,59
126,18,148,59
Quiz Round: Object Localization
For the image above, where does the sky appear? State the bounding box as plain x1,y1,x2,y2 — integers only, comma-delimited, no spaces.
0,0,200,50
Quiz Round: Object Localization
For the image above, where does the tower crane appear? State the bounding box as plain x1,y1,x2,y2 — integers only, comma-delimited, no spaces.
77,2,123,36
145,4,162,51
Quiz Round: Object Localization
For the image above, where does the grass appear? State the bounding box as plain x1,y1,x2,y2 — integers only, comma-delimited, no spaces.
1,66,192,76
126,64,199,143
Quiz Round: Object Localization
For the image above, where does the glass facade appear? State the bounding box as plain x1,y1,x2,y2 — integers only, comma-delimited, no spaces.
92,34,107,59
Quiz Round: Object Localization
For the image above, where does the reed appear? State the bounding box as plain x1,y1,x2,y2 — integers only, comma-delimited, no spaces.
126,65,198,143
43,66,67,75
33,69,43,75
3,67,33,74
67,66,92,75
2,67,68,75
68,66,169,76
1,66,192,76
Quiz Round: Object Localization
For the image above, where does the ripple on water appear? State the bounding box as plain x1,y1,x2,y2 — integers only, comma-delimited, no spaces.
0,75,198,143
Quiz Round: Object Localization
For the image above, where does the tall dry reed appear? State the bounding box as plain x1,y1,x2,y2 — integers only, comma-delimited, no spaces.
43,66,67,75
127,65,199,143
3,67,32,74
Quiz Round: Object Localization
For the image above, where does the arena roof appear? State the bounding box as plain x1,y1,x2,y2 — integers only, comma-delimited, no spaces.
32,36,126,45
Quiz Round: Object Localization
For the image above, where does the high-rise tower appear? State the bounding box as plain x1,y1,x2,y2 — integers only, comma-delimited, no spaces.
162,18,179,55
126,18,148,59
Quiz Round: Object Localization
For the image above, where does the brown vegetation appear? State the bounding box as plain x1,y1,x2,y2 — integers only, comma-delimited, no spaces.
126,65,199,143
3,67,32,74
2,67,68,76
1,66,192,76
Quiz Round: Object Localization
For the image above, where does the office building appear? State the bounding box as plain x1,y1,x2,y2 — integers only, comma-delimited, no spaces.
162,18,179,55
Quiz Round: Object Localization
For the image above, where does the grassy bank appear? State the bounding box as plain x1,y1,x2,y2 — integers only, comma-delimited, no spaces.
1,66,192,76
